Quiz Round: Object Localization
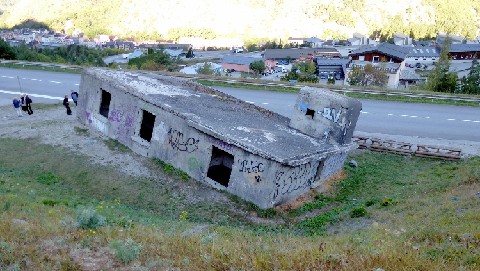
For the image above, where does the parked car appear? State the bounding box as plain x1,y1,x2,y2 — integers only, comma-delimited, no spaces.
319,72,328,80
233,48,244,53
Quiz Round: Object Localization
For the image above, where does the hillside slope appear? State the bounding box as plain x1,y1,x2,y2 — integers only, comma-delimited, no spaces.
0,0,479,41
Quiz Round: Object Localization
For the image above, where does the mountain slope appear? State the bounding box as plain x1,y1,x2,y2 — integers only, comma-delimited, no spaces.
0,0,479,41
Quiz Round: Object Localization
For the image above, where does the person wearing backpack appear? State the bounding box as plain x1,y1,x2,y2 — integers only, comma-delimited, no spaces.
12,97,22,117
71,90,79,106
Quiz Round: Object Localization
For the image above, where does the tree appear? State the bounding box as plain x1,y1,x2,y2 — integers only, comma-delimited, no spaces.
249,60,265,77
196,62,215,75
348,64,388,87
0,38,16,60
458,59,480,94
427,39,458,93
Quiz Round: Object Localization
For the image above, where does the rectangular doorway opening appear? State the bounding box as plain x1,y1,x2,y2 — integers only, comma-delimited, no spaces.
306,108,315,119
207,146,234,187
139,110,156,142
99,89,111,118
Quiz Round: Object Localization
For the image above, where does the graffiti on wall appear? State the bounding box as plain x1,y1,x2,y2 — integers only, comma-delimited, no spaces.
108,108,136,144
167,128,199,153
238,159,265,183
207,137,235,151
272,162,318,200
322,107,342,123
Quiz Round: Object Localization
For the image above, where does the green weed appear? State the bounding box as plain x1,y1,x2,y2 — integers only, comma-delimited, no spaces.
110,238,142,264
36,172,60,185
153,159,189,181
350,206,367,218
75,206,107,229
103,139,130,153
74,126,90,136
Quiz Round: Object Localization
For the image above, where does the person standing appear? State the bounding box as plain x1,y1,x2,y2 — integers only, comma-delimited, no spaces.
12,97,22,117
25,94,33,115
63,95,72,115
20,94,28,113
71,90,79,106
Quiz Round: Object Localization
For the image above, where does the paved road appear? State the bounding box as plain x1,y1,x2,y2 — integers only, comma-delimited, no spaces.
213,87,480,142
0,68,80,105
1,68,479,142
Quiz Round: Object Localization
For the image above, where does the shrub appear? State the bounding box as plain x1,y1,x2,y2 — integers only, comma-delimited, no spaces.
350,206,367,218
36,172,60,185
110,238,142,264
381,197,393,207
75,206,106,229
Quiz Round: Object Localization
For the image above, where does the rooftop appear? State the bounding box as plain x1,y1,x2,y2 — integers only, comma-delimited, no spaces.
86,68,340,166
349,42,411,60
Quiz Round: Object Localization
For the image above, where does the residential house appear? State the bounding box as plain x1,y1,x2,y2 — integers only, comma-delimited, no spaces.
405,46,440,66
263,48,341,68
348,42,411,88
436,33,464,45
348,33,377,46
314,58,351,81
448,44,480,60
287,37,307,47
304,37,324,48
219,55,263,73
393,33,413,46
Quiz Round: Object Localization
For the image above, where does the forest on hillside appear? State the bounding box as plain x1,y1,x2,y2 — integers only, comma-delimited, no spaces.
0,0,479,42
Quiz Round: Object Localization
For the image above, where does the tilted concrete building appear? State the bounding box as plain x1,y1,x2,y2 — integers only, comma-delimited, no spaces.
77,68,362,208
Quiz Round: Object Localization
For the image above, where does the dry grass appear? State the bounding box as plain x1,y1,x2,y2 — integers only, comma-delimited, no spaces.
1,137,479,270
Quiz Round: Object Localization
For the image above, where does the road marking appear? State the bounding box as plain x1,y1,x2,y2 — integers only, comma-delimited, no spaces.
401,114,408,117
361,111,368,114
245,101,255,104
0,89,63,100
473,121,480,123
31,78,42,81
262,102,269,105
49,81,62,84
425,117,430,119
447,119,455,121
74,84,79,86
462,120,472,122
410,116,418,118
387,113,393,116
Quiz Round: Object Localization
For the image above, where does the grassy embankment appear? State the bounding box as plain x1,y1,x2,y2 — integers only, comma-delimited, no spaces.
1,135,479,270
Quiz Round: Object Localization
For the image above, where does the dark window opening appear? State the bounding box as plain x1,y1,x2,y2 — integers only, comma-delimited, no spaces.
207,146,234,187
99,89,111,118
306,108,315,119
139,110,156,142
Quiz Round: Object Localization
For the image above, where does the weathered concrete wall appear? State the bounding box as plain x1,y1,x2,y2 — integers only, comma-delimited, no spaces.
77,71,325,209
290,87,362,146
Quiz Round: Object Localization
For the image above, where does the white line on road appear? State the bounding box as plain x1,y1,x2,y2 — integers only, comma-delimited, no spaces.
410,116,418,118
474,121,480,123
74,84,79,86
387,113,393,116
447,119,456,121
361,111,368,114
245,101,255,104
462,120,472,122
262,102,269,105
0,89,63,100
425,117,430,119
401,114,409,117
49,81,62,84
